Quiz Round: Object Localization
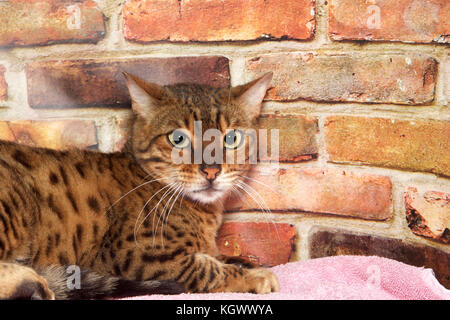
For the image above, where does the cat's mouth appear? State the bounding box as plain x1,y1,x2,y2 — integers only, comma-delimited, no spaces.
192,186,222,193
186,184,226,203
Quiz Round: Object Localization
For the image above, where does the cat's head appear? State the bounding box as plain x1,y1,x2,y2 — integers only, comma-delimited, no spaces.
124,72,272,204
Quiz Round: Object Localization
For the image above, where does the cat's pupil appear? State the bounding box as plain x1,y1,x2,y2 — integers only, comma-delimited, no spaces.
225,132,236,144
174,133,184,144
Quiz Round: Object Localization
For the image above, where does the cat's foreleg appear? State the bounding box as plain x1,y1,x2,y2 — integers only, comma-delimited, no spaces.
169,253,278,294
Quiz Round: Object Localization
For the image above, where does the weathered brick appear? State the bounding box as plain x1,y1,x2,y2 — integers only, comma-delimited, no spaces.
0,120,97,150
324,116,450,177
217,222,296,266
224,167,392,220
245,53,437,105
310,229,450,288
0,0,105,47
258,115,318,162
112,117,132,152
405,187,449,244
444,58,450,105
123,0,315,42
0,65,6,101
26,56,230,109
329,0,450,44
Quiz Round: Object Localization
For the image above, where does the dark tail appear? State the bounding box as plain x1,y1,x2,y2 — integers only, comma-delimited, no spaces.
37,265,184,300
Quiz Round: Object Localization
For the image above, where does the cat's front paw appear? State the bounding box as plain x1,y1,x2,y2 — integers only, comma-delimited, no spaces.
0,263,55,300
245,268,279,294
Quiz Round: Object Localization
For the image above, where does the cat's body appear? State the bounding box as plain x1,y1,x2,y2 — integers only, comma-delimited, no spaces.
0,73,278,299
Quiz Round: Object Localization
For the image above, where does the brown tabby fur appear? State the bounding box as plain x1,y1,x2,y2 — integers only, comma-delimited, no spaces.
0,72,278,299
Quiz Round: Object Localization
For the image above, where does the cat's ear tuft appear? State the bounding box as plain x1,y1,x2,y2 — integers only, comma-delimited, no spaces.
123,72,164,118
233,72,273,120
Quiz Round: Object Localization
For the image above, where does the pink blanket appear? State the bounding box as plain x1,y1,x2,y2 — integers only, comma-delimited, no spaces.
125,256,449,300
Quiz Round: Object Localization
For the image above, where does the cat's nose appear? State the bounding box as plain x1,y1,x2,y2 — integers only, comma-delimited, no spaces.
201,166,220,181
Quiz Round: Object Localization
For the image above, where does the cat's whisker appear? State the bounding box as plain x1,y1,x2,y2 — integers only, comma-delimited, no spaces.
234,181,270,217
235,181,281,243
156,183,183,246
236,181,270,212
137,169,175,185
158,183,180,228
137,172,154,184
231,183,279,243
237,180,275,220
147,182,180,247
165,183,184,227
230,184,258,214
237,175,280,195
218,172,238,180
236,180,273,214
106,177,167,214
230,185,247,209
235,182,276,234
161,184,185,244
242,184,281,244
179,188,186,209
133,182,175,248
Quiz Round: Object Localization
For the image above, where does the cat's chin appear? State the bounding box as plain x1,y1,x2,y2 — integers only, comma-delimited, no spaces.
186,189,226,204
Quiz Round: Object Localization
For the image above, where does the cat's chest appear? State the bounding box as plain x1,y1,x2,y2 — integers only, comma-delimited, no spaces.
192,211,222,255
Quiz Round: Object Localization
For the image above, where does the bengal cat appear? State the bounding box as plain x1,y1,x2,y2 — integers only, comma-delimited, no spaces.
0,72,278,299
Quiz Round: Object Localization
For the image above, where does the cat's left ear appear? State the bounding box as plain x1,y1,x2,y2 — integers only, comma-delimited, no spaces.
233,72,273,120
123,72,165,118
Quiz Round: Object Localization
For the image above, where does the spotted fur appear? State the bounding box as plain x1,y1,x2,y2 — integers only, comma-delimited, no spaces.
0,72,277,299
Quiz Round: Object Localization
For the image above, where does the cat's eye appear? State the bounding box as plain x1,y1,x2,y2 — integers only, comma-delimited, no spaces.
224,130,243,149
168,130,191,149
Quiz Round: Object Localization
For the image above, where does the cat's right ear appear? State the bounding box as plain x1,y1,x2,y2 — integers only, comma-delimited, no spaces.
123,72,164,118
232,72,273,120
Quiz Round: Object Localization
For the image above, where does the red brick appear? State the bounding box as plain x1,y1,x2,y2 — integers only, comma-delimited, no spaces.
245,53,437,105
122,0,315,42
329,0,450,44
224,167,392,220
0,0,105,47
0,120,97,150
405,187,449,243
0,65,6,101
310,229,450,288
324,116,450,177
258,115,318,162
26,56,230,109
217,222,296,266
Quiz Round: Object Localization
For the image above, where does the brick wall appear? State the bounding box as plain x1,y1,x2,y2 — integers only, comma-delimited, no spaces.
0,0,448,287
